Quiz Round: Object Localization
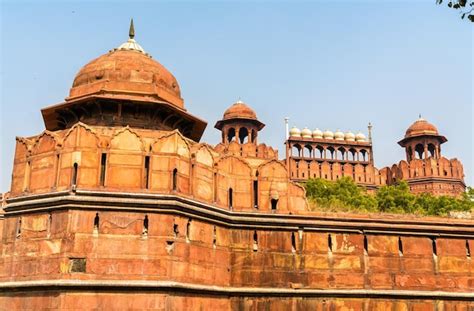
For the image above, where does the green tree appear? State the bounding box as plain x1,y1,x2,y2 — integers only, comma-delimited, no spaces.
306,177,377,212
305,177,473,216
375,181,417,214
436,0,474,22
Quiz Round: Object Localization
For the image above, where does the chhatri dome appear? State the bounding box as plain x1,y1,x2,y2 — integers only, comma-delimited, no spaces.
398,116,447,147
221,100,258,121
214,99,265,144
404,116,440,138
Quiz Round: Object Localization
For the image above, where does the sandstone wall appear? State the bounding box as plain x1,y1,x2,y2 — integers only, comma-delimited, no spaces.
8,123,306,215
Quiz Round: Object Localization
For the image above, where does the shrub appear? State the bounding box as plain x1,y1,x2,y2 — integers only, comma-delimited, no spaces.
305,178,473,216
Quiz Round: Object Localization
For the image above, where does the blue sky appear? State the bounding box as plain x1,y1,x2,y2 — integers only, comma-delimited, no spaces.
1,0,472,192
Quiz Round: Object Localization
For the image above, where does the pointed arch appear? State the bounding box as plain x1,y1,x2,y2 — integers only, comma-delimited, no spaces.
14,137,32,160
31,131,58,155
257,159,288,180
193,144,215,167
152,130,191,157
63,122,100,149
215,156,252,209
111,127,144,152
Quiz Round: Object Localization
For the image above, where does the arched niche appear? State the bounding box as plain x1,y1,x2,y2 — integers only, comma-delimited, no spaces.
111,127,144,152
152,131,190,157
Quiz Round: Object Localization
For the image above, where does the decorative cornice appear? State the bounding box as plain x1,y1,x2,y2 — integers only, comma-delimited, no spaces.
0,279,472,300
4,190,474,238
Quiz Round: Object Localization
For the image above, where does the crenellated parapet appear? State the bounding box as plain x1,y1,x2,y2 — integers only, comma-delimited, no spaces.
214,142,278,160
382,157,465,196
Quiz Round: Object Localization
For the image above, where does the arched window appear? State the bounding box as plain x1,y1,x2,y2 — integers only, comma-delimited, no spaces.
143,156,150,189
253,173,259,209
93,213,100,234
316,146,324,159
407,146,413,161
364,235,368,255
327,147,335,160
328,234,333,253
291,232,297,253
172,168,178,191
228,188,233,209
271,198,278,212
303,145,312,158
428,144,436,158
213,226,217,249
186,219,192,243
23,161,31,192
253,231,258,252
142,215,149,237
16,217,22,238
337,147,345,161
398,237,403,256
415,144,424,159
239,127,249,144
100,153,107,187
251,129,257,143
227,128,236,142
360,150,367,162
71,163,78,188
348,148,356,161
292,144,302,157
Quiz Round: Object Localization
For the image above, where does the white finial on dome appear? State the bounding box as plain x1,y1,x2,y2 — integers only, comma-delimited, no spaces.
117,19,146,54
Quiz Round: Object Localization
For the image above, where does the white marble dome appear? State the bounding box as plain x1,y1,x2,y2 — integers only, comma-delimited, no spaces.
355,132,366,142
345,131,355,141
289,126,301,137
334,129,344,141
301,127,312,138
312,128,323,139
323,130,334,139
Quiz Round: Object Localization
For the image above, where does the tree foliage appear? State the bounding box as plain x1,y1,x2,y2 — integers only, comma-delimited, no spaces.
436,0,474,22
305,177,474,216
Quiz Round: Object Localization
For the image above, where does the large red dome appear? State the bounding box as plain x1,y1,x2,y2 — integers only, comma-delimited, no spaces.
68,49,184,108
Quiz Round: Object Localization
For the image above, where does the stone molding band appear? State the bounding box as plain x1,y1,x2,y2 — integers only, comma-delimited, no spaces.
5,190,474,238
0,280,473,300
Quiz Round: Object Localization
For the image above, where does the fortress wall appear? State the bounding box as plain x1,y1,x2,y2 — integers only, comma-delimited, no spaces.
2,209,472,292
0,210,231,287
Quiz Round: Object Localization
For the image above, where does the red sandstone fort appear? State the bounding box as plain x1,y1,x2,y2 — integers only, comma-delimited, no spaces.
0,22,472,310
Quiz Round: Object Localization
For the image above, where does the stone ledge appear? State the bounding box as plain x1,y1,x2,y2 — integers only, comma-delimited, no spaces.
0,279,473,300
4,190,474,238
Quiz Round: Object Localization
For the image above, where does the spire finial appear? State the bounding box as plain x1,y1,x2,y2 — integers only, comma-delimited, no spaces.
129,18,135,39
419,113,422,119
368,122,373,142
